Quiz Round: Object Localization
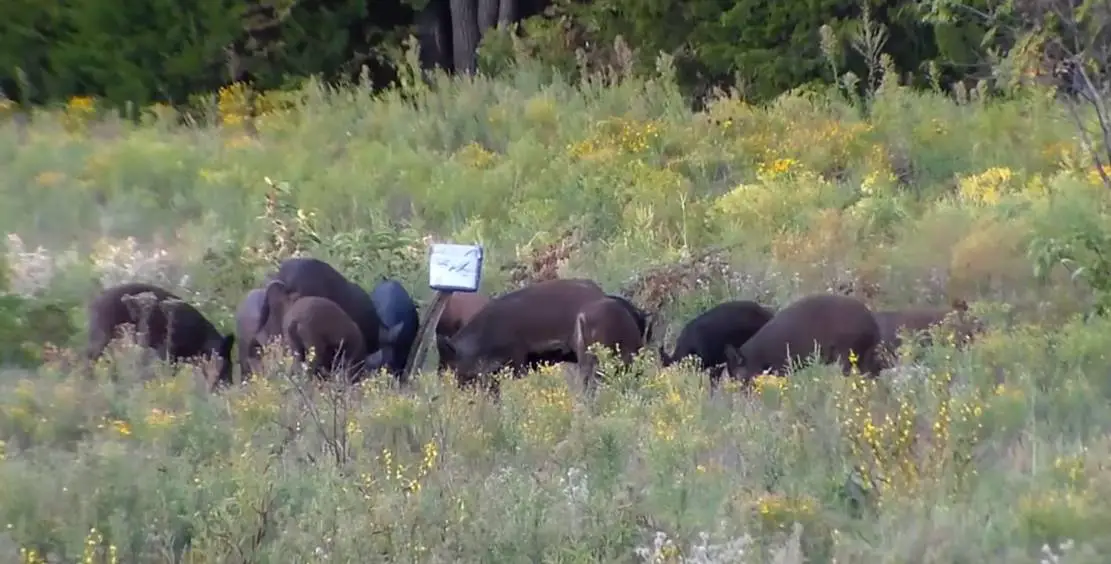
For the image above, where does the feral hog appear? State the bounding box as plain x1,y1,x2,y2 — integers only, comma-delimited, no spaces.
85,282,235,387
723,293,881,384
257,280,369,382
435,289,638,375
234,287,266,380
873,299,983,365
435,292,492,371
605,293,656,343
572,297,645,390
368,279,420,376
517,294,654,371
439,278,607,388
660,300,775,383
271,257,399,364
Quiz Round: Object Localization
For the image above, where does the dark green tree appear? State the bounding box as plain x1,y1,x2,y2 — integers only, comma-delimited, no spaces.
558,0,939,100
47,0,245,106
0,0,65,104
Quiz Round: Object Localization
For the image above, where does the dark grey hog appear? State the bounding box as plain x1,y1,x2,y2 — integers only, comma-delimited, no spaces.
660,300,775,383
234,288,267,380
572,296,645,391
439,278,607,388
367,279,420,377
271,257,401,369
85,282,235,388
723,293,882,384
256,280,369,382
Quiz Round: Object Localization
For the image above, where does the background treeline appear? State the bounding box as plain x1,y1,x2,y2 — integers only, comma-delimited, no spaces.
0,0,1065,108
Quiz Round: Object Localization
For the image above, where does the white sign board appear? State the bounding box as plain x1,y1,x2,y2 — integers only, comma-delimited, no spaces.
428,243,483,293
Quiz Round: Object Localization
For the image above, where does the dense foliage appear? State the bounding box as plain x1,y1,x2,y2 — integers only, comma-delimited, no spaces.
0,0,1081,108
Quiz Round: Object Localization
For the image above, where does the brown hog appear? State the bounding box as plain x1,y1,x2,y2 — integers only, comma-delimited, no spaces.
518,294,653,370
439,278,607,389
85,282,235,388
723,293,882,384
256,280,369,382
604,294,656,344
270,257,402,372
234,287,267,380
572,297,645,390
873,299,983,366
435,292,492,372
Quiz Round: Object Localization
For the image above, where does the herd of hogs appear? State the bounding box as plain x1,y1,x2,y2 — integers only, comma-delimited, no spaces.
82,256,985,393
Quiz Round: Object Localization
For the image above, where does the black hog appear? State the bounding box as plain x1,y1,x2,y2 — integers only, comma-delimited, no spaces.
660,300,775,382
723,293,881,384
572,297,645,390
234,287,266,380
368,279,420,376
271,257,400,366
435,292,492,372
256,280,369,382
439,278,607,387
85,282,235,387
873,299,983,366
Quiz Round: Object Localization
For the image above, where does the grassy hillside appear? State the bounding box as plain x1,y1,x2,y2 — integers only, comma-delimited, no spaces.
2,60,1111,562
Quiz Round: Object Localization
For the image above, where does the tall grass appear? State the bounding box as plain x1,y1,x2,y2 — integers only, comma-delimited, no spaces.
1,56,1110,562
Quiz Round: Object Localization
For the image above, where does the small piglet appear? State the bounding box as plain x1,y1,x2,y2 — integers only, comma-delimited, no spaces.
256,280,369,382
572,296,645,390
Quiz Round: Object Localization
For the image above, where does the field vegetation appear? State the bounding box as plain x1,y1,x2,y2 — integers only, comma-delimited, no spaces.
3,45,1111,562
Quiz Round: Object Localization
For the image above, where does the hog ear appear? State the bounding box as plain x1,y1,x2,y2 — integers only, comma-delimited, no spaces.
262,280,290,310
263,279,290,302
951,298,969,312
259,280,290,329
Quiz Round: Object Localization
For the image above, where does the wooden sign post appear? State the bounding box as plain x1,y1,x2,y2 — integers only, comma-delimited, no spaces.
400,243,484,385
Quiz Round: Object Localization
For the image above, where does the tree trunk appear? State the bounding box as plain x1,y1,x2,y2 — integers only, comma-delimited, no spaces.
478,0,499,35
449,0,480,75
497,0,516,25
416,0,452,71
